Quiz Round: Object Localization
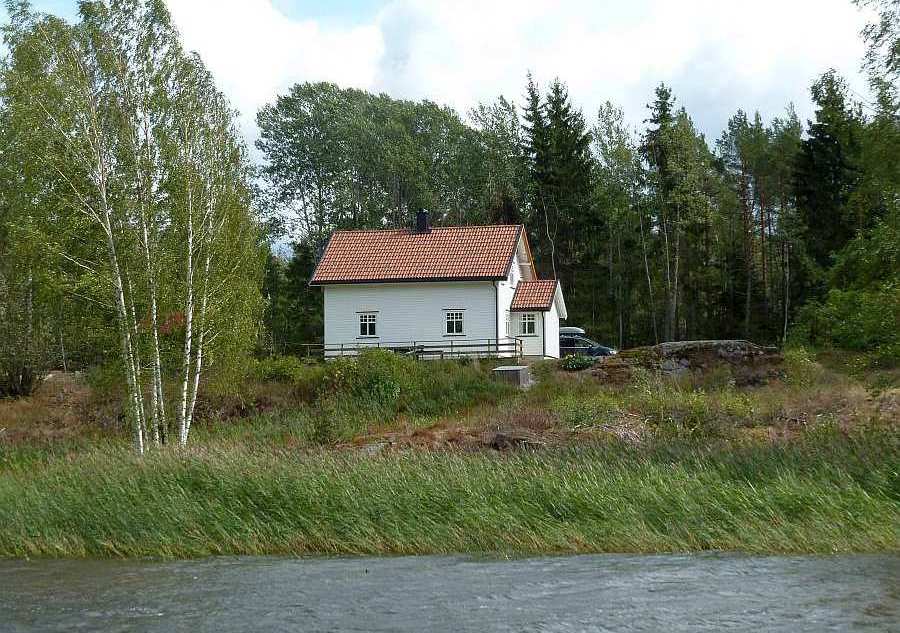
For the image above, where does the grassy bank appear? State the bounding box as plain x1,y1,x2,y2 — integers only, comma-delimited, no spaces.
1,428,897,558
1,348,897,558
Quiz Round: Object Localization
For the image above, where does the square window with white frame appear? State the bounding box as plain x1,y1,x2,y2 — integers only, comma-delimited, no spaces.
520,313,536,335
445,310,464,335
359,312,377,337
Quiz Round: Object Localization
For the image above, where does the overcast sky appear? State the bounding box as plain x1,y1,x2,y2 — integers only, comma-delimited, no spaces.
3,0,875,146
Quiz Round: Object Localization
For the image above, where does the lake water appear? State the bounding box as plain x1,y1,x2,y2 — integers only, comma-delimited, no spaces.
1,554,898,632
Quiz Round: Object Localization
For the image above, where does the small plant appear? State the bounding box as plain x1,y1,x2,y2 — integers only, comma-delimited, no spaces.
559,354,595,371
784,346,823,388
552,393,620,429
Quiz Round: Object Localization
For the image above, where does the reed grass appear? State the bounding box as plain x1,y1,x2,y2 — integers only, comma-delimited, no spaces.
1,427,896,558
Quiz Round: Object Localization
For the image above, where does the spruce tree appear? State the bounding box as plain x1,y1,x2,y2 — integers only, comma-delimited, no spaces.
794,71,863,270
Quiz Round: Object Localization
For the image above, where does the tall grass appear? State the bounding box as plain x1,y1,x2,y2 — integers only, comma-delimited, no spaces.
1,428,896,558
209,351,515,443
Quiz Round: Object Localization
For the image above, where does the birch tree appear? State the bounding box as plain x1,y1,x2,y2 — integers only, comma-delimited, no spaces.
3,0,262,451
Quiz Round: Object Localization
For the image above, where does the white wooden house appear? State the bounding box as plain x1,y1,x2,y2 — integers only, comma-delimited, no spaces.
310,212,567,358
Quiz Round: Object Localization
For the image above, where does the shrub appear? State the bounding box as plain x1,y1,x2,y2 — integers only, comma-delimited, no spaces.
248,356,327,401
559,354,595,371
552,393,621,429
795,283,900,366
310,350,514,443
783,346,824,388
529,359,559,381
0,278,54,398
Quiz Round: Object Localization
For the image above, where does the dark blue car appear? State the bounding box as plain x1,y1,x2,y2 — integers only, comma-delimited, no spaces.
559,332,617,357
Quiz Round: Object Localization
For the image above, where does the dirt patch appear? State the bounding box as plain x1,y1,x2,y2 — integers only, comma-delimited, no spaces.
0,372,95,443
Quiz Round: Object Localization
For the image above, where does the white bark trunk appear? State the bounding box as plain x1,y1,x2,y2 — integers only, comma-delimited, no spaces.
178,172,195,447
124,267,147,444
99,188,144,454
185,251,211,442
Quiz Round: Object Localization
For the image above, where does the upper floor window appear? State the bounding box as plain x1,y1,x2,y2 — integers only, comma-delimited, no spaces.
446,310,464,335
520,313,536,335
359,312,377,337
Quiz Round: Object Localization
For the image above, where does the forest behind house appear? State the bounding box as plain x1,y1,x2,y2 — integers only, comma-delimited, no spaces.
257,28,898,361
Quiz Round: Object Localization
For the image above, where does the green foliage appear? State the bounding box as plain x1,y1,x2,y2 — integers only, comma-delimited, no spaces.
250,355,321,384
853,0,900,84
1,427,896,557
559,354,596,371
309,350,513,442
246,356,328,403
261,245,323,354
797,207,900,366
794,71,865,271
799,285,900,366
0,275,54,397
256,82,493,240
1,0,265,447
783,346,825,387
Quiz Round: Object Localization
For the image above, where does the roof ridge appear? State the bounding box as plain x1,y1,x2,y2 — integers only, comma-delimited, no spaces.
331,224,522,234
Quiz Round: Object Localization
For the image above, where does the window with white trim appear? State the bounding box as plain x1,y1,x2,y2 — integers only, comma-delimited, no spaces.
445,310,464,335
359,312,377,337
505,311,510,337
520,313,536,335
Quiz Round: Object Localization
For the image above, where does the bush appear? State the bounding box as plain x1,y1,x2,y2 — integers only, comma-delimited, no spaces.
248,356,327,401
559,355,595,371
783,346,824,388
311,350,514,443
0,278,54,398
795,283,900,367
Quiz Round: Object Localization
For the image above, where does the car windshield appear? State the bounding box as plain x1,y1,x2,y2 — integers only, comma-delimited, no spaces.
561,336,599,347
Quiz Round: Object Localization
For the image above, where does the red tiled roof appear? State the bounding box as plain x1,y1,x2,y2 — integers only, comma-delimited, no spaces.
510,279,558,311
310,225,523,284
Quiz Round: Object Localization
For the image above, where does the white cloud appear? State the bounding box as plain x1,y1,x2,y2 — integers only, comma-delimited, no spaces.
164,0,873,146
165,0,383,142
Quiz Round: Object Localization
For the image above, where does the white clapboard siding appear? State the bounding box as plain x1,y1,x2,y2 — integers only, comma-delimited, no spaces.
544,303,560,358
510,311,544,356
324,281,499,350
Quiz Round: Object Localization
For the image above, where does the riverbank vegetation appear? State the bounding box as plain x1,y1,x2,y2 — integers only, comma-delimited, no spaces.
1,349,897,557
1,425,896,558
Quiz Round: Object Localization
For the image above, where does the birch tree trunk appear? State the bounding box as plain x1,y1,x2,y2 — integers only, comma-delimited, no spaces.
178,169,195,447
98,180,145,454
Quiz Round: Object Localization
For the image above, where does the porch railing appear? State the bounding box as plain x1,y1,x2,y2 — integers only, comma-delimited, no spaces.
285,338,523,360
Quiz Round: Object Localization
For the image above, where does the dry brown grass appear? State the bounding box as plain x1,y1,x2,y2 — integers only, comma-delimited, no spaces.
4,351,896,453
0,372,95,443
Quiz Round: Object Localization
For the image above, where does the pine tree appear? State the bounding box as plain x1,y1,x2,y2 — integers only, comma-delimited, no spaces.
794,71,863,271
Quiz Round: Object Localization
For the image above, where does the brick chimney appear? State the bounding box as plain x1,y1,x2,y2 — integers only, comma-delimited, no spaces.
415,209,430,233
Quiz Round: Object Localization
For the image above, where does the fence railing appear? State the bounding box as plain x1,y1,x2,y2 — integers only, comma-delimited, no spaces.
284,338,523,360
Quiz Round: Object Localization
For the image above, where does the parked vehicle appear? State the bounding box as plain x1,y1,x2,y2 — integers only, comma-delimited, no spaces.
559,330,617,357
